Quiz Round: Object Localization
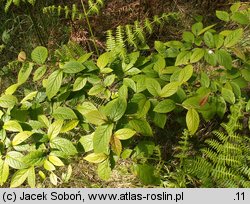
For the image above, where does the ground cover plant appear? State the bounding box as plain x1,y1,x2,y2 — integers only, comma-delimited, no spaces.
0,0,249,187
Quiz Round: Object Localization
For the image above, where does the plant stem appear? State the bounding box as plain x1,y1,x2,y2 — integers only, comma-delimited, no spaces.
80,0,99,56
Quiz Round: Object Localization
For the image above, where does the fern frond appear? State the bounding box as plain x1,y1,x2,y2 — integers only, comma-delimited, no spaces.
144,18,153,34
125,25,137,48
134,21,145,44
106,30,116,52
115,26,125,48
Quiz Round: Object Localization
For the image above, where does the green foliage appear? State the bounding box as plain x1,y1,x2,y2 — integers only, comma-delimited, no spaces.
106,12,179,54
3,0,36,13
188,101,250,187
0,2,249,187
43,0,105,20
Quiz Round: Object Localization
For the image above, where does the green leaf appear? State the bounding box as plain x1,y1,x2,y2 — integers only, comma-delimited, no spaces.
31,46,48,64
0,94,17,108
53,107,77,120
38,115,50,128
84,110,107,125
204,49,217,66
160,82,179,98
103,98,127,121
153,99,176,113
221,88,235,104
200,72,210,88
230,3,241,12
198,24,215,36
214,34,224,49
178,65,193,84
22,150,46,166
10,168,29,188
175,51,191,66
44,160,55,171
129,119,153,136
104,74,116,87
123,78,136,92
78,52,93,63
190,48,205,63
33,65,47,81
3,120,22,132
0,159,9,186
114,128,136,140
186,108,200,135
84,153,107,163
152,112,167,129
146,78,161,96
97,159,112,180
77,102,97,115
46,70,63,100
204,31,215,48
216,10,230,22
215,49,232,70
18,62,33,84
97,52,110,69
79,133,94,152
216,96,227,119
12,131,32,146
182,31,194,43
5,151,27,169
224,28,243,48
50,172,57,186
5,83,19,95
134,164,160,185
20,91,38,104
48,155,64,166
27,166,35,188
73,77,87,91
192,22,203,36
48,120,64,139
231,12,249,25
88,84,105,95
50,137,77,156
63,61,86,74
246,100,250,112
60,120,79,133
93,124,114,154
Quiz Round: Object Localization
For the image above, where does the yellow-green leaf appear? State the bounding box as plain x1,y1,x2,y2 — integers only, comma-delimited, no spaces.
48,120,64,139
48,155,64,166
160,82,179,98
3,120,22,132
12,131,33,146
186,108,200,135
84,153,107,163
114,128,136,140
